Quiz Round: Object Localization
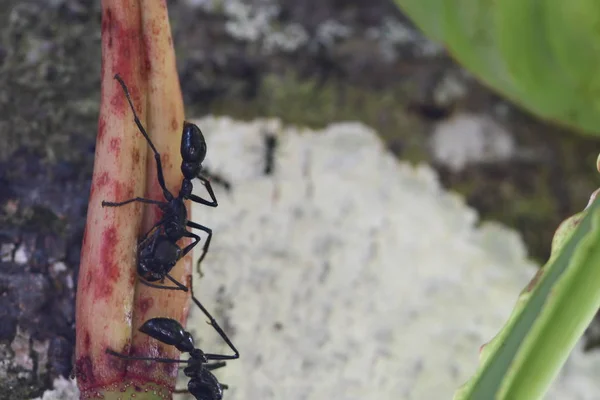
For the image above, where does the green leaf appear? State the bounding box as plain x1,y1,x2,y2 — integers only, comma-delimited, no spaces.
453,198,600,399
396,0,445,41
443,0,521,101
395,1,600,135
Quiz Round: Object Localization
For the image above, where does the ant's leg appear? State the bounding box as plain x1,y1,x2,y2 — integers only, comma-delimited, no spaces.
173,383,228,395
180,231,201,258
145,227,161,254
102,197,164,208
206,361,227,371
187,221,212,269
106,349,189,364
139,277,187,292
165,274,189,291
114,74,173,201
201,168,232,192
174,361,225,372
189,176,218,207
189,279,239,361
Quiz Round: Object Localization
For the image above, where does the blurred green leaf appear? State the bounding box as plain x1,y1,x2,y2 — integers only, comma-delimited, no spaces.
395,1,600,134
452,198,600,399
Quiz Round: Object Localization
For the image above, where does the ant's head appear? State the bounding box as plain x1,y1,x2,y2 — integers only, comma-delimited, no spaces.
176,331,196,354
181,122,207,180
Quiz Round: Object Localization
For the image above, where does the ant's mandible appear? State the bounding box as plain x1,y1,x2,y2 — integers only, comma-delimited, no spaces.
102,74,217,289
106,279,239,400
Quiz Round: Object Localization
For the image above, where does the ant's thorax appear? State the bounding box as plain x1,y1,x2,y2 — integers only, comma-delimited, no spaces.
179,178,194,198
189,348,208,362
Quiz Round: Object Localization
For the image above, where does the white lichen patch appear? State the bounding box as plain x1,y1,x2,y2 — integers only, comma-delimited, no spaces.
31,377,79,400
168,117,600,400
430,113,516,173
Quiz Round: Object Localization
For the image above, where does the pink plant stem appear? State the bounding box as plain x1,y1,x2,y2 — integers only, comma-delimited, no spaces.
125,0,191,390
75,0,190,397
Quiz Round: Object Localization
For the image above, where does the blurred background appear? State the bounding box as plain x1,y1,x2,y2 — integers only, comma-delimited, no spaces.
1,0,600,398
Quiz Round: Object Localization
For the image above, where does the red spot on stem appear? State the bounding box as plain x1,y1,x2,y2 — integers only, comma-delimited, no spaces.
152,21,161,36
138,297,154,316
132,147,141,165
84,332,91,351
109,137,121,155
95,227,120,300
162,361,178,376
97,116,107,141
102,8,113,49
112,180,132,202
162,153,171,170
107,9,143,116
128,344,160,375
91,171,110,199
97,172,110,188
142,34,153,75
75,356,95,385
100,56,105,83
81,227,89,251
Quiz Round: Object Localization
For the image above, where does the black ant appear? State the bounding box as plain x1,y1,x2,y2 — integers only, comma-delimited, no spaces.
134,227,191,291
106,279,239,400
263,133,278,176
102,74,217,290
